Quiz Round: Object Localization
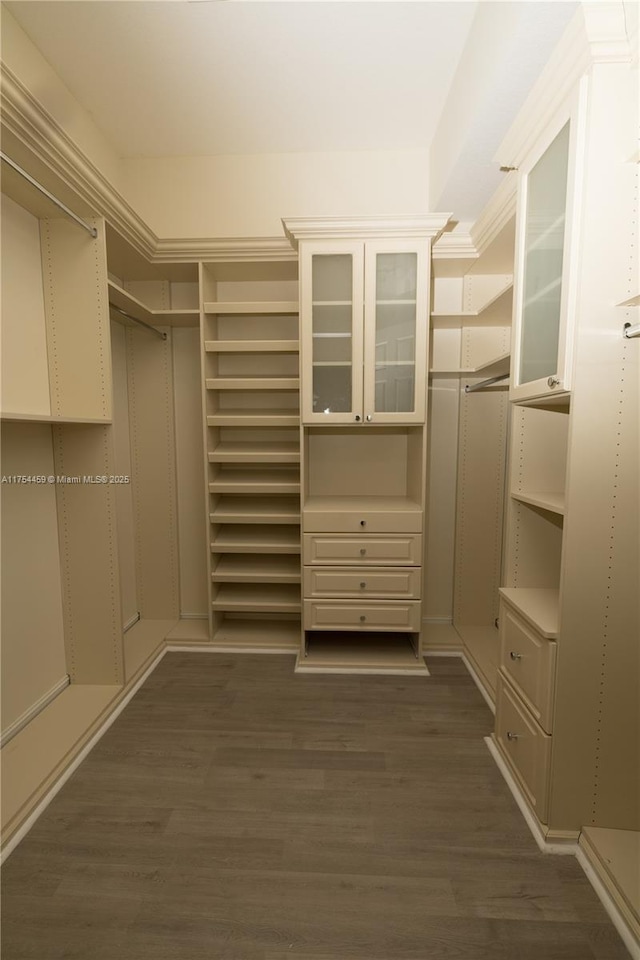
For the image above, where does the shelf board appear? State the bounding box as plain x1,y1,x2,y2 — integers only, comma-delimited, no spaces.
376,299,417,306
210,496,301,524
212,554,301,583
499,587,559,639
207,411,300,427
617,294,640,307
0,412,111,424
580,827,640,937
165,618,210,643
304,494,422,515
205,340,299,353
208,442,300,464
206,377,299,391
108,280,199,327
211,618,300,652
209,468,300,495
511,490,565,515
431,282,513,329
204,301,298,315
211,524,301,553
312,300,351,307
296,633,429,676
212,583,301,613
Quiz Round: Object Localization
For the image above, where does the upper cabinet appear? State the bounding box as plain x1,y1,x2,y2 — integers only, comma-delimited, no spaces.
510,85,586,402
284,217,450,425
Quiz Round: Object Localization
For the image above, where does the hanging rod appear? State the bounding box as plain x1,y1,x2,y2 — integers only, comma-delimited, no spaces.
109,303,167,341
0,152,98,239
623,322,640,339
464,373,510,394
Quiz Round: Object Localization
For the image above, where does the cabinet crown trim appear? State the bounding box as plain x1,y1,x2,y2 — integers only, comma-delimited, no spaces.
282,215,452,247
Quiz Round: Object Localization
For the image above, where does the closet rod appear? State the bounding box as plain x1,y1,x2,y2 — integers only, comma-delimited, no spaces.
109,304,167,341
623,322,640,339
0,152,98,239
464,373,509,394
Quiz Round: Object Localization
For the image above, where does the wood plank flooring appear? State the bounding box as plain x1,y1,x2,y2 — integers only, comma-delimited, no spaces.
1,654,631,959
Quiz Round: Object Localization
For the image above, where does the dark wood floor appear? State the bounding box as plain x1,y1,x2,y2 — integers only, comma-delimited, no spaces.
1,653,630,959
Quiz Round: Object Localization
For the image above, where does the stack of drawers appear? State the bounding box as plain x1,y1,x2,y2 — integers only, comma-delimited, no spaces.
302,509,422,639
495,591,558,822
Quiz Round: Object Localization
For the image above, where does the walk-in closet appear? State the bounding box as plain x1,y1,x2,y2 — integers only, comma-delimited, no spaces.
1,2,638,957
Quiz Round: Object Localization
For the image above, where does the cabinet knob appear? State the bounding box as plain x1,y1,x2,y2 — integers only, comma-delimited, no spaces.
359,615,366,622
354,415,361,422
360,582,366,589
506,731,519,742
509,651,522,661
547,376,561,388
359,548,366,556
366,414,372,422
360,520,366,527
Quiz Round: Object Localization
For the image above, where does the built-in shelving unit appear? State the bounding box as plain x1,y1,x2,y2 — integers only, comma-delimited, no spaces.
201,261,301,651
108,279,199,328
430,281,513,328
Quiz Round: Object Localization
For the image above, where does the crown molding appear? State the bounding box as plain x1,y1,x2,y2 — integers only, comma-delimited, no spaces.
0,63,159,259
470,174,517,256
282,214,452,247
496,4,633,171
154,235,297,263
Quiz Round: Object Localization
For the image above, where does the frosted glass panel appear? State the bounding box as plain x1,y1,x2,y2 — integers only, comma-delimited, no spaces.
311,254,353,413
374,253,417,413
519,123,569,386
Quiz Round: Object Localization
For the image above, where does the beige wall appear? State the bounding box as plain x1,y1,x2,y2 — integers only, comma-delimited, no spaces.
1,7,124,193
120,150,430,239
1,423,67,732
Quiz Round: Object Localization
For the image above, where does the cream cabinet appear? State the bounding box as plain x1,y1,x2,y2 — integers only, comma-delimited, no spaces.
293,227,444,425
510,82,586,403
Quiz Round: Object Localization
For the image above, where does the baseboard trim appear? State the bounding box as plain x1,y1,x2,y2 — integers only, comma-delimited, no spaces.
0,675,70,749
576,843,640,960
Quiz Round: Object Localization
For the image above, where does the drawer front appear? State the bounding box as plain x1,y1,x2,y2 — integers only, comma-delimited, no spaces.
500,603,557,733
304,566,421,599
304,600,421,632
303,534,422,566
495,674,551,822
303,510,422,534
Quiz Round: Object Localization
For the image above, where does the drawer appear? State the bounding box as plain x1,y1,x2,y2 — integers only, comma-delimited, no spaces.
304,600,421,632
495,674,551,822
303,534,422,566
304,566,421,599
500,602,557,733
303,510,422,534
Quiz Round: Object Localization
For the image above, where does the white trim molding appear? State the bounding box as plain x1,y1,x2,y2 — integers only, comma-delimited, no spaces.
282,214,452,247
0,676,70,749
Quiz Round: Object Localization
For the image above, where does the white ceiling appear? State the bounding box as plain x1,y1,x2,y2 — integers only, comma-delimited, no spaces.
6,1,479,157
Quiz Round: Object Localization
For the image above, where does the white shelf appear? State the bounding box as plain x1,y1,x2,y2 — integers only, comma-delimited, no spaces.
207,410,299,427
205,340,299,353
511,490,565,515
312,300,351,307
580,827,640,937
312,332,351,338
210,496,300,524
304,494,422,514
297,633,428,675
206,377,299,391
211,525,301,554
431,352,511,379
499,587,560,639
209,468,300,495
108,280,199,327
618,294,640,307
211,617,300,652
212,583,301,613
376,299,417,306
431,283,513,329
208,442,300,464
212,554,300,583
204,301,298,315
0,412,111,424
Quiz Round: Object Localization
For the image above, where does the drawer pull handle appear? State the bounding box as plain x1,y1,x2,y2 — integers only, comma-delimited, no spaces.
506,731,519,742
360,520,366,527
360,548,366,556
359,615,366,622
360,582,366,589
509,651,522,661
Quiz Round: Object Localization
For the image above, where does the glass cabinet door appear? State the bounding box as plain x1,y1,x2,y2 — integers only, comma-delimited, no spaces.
363,242,428,423
300,244,364,423
512,87,584,402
